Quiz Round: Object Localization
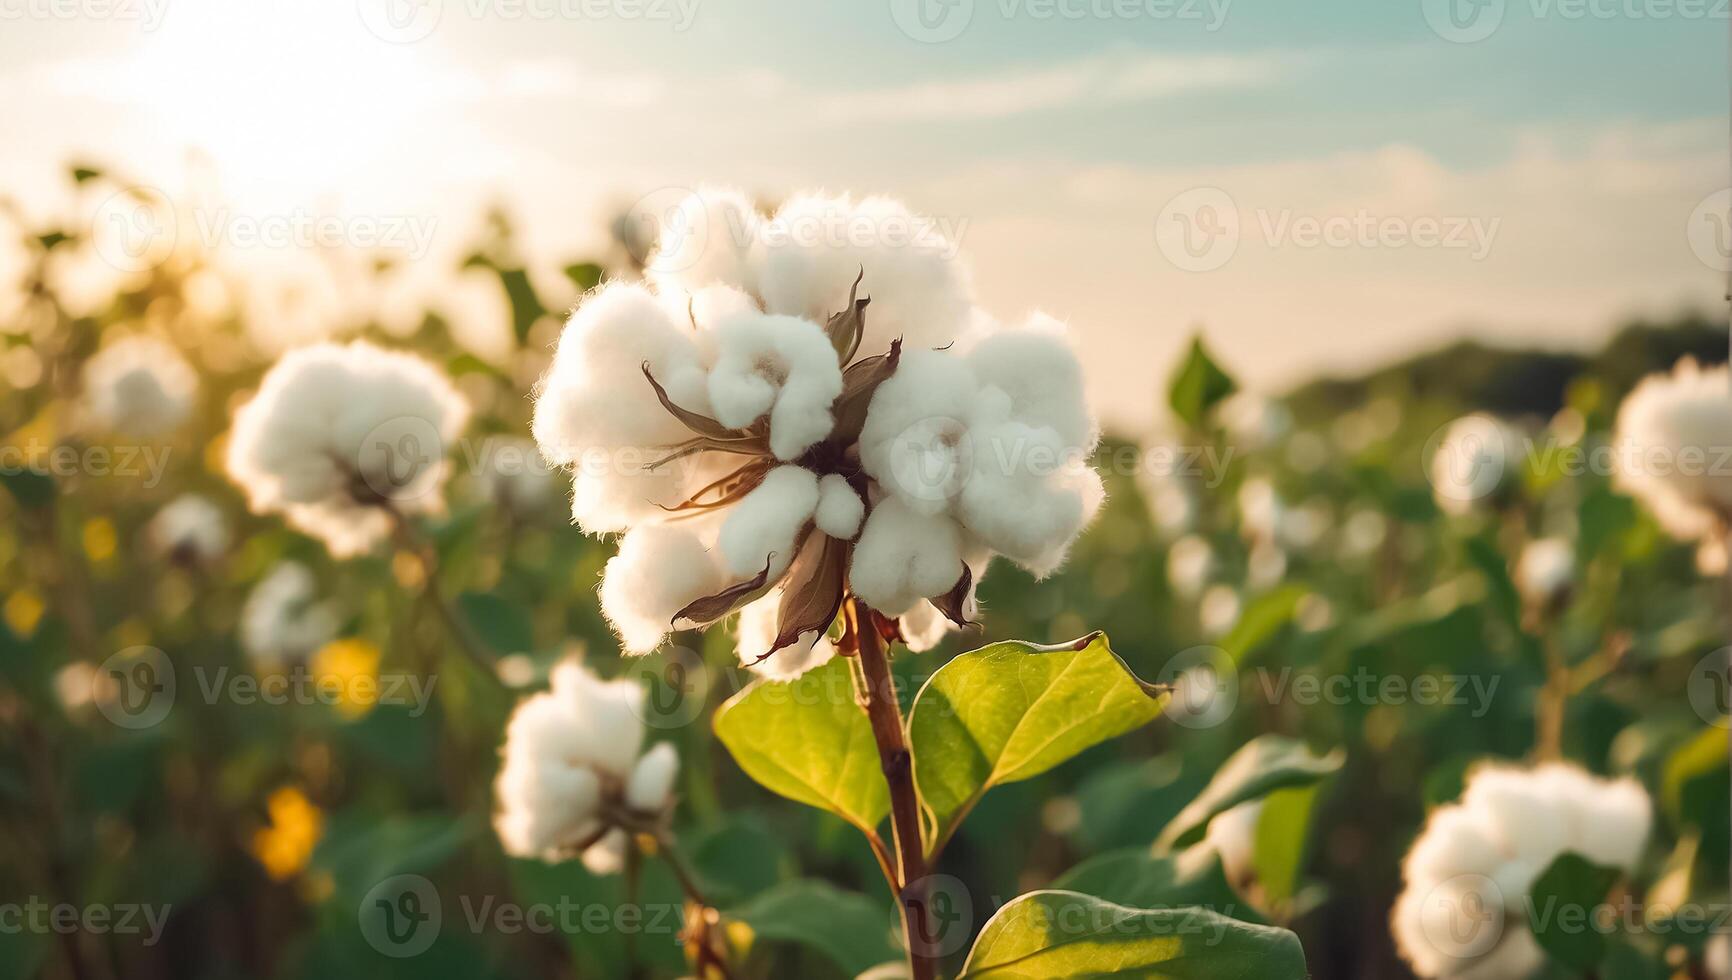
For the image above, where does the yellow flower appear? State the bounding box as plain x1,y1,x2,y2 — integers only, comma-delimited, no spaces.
251,787,323,881
3,589,45,638
310,638,382,720
83,517,117,565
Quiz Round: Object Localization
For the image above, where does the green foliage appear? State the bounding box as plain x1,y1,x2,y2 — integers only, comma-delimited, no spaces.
1528,852,1622,971
729,880,898,975
1156,736,1342,851
1051,844,1259,923
1167,336,1238,429
959,891,1306,979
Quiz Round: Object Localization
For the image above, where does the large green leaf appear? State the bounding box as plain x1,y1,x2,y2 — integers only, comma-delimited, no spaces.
1167,336,1238,430
730,880,898,976
909,633,1167,855
1155,736,1342,851
1249,785,1322,906
713,656,889,835
960,890,1306,979
1529,852,1621,971
1051,844,1262,924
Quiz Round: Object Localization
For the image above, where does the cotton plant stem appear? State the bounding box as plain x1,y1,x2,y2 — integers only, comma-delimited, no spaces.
849,599,938,980
1535,628,1567,761
651,832,740,980
381,503,501,684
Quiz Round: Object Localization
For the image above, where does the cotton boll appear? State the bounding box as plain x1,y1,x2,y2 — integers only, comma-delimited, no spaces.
1613,358,1732,541
850,496,965,617
735,591,837,679
81,335,197,438
1205,800,1263,886
897,599,959,653
1167,536,1215,600
717,466,820,579
494,751,604,860
581,828,631,876
815,474,865,539
1199,585,1241,638
1514,538,1574,609
531,283,710,464
645,187,761,298
1454,927,1545,980
958,423,1102,576
625,742,680,813
706,312,843,460
599,524,727,652
226,341,469,556
240,562,339,662
1430,415,1522,516
964,315,1096,450
1460,766,1570,864
757,193,975,355
148,494,229,564
1403,805,1507,885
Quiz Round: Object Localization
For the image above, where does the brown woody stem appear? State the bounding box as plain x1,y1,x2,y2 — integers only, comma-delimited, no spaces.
848,598,937,980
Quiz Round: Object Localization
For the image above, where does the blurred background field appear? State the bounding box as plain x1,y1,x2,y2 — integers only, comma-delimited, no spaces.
0,161,1727,978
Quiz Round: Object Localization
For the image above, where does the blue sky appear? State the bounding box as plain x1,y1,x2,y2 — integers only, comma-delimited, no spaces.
2,0,1724,427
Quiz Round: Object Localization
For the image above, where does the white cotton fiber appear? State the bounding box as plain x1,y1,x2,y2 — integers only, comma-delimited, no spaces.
717,466,820,579
599,524,726,653
848,495,964,617
707,312,843,460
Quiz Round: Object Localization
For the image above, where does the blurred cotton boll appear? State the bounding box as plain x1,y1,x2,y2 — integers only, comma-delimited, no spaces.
1613,358,1732,544
224,340,469,558
1200,585,1241,638
80,335,198,438
240,561,339,663
1391,762,1650,978
1429,415,1523,516
1167,536,1215,600
493,660,679,869
1514,537,1574,611
147,493,229,566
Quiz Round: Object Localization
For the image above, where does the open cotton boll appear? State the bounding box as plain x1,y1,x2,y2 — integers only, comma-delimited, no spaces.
1613,358,1732,541
599,524,727,653
849,495,965,617
756,192,974,354
957,419,1102,576
814,474,865,539
1402,805,1506,885
645,186,762,298
625,742,681,813
148,494,229,564
532,283,711,462
706,313,843,460
735,591,837,679
964,315,1096,451
857,349,980,510
1514,537,1574,608
225,341,469,555
717,466,821,579
240,561,339,662
897,598,963,653
81,335,197,438
1429,415,1522,516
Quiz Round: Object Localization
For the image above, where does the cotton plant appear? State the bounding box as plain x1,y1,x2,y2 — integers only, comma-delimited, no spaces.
1391,762,1650,980
239,561,340,664
147,493,229,567
522,188,1308,979
80,334,197,438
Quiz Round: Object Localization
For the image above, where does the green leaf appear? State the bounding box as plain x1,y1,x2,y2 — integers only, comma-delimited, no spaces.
1168,336,1238,430
713,656,889,836
1528,852,1621,971
960,890,1306,979
1155,736,1342,851
908,633,1168,855
1249,785,1322,906
1051,844,1262,924
313,812,476,898
1217,586,1306,663
730,880,898,976
562,261,605,293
